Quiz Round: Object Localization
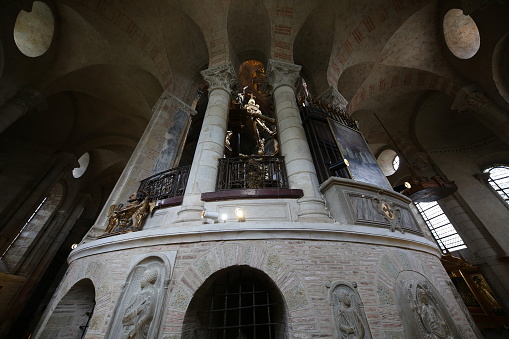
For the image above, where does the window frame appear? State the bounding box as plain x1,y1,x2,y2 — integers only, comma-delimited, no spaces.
415,200,467,253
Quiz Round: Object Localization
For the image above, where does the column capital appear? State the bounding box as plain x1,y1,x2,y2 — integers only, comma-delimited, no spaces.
266,60,302,91
8,87,47,114
317,86,348,112
451,84,491,113
201,62,236,93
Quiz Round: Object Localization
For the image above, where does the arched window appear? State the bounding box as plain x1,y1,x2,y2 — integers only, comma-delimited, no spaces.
183,266,286,338
415,201,466,253
484,165,509,204
1,183,64,271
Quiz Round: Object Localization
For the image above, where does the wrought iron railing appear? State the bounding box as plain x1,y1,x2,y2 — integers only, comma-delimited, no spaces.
138,165,191,201
216,156,288,190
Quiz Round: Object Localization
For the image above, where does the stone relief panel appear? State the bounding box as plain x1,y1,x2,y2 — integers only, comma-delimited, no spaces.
348,193,422,234
395,271,463,339
329,281,372,339
106,256,169,339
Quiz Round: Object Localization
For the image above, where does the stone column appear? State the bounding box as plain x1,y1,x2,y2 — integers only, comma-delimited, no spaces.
267,60,331,222
85,91,195,238
177,63,236,222
451,84,509,147
0,87,47,133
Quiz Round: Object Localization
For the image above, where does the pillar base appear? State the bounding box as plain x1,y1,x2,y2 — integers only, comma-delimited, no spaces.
176,204,204,223
296,197,333,223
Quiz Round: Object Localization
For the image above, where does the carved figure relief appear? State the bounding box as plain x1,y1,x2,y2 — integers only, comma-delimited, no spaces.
122,269,159,338
107,257,168,339
330,282,372,339
105,192,149,234
396,273,462,339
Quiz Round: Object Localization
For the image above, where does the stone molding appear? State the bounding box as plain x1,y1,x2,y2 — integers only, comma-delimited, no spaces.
451,84,491,113
318,86,348,112
266,59,302,91
8,87,47,114
201,62,236,93
68,221,440,264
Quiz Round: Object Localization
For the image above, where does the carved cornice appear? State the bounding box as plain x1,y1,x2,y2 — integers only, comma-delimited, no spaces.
266,59,302,91
8,87,47,114
201,62,236,94
451,84,491,113
317,86,348,112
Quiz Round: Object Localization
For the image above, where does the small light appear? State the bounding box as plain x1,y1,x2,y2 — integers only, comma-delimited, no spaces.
235,208,245,222
344,159,349,166
71,243,78,250
221,214,228,222
404,181,411,189
201,210,220,223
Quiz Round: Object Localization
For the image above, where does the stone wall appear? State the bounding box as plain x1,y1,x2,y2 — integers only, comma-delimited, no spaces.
35,237,477,338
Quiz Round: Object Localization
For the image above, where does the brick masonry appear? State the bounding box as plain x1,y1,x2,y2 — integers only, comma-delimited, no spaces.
40,238,477,338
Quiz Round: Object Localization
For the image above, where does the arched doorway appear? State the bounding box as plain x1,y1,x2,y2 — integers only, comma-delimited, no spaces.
183,266,286,338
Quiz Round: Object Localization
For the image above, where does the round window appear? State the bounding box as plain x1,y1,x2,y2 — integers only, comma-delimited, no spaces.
73,153,90,178
14,1,54,57
377,149,399,176
443,9,480,59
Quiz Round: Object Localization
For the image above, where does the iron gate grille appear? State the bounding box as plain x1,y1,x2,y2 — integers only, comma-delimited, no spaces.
216,156,288,190
138,165,191,201
196,270,280,338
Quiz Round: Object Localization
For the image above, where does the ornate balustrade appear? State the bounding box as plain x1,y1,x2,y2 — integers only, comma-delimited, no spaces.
138,165,191,202
216,156,288,190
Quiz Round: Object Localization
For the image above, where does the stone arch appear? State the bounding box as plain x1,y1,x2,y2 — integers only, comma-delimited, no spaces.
395,270,464,338
375,249,476,338
294,0,335,96
227,0,271,71
38,278,95,339
167,244,314,335
347,68,460,114
105,254,171,339
182,265,287,338
493,32,509,104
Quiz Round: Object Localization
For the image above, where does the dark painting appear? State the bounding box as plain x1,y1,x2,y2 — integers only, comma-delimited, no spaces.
328,119,392,190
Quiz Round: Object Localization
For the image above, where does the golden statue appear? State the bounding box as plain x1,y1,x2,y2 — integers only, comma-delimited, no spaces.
105,192,149,234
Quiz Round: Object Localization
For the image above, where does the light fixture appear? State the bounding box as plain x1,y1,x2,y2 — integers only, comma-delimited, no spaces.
71,243,78,250
235,208,245,222
201,210,220,223
221,214,228,222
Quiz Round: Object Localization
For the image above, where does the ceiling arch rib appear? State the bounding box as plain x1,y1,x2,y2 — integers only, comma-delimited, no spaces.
347,66,462,114
326,0,429,88
293,0,335,96
227,0,271,68
62,0,173,89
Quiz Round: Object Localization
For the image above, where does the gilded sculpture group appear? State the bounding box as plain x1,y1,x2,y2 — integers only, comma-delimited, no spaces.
105,192,150,234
